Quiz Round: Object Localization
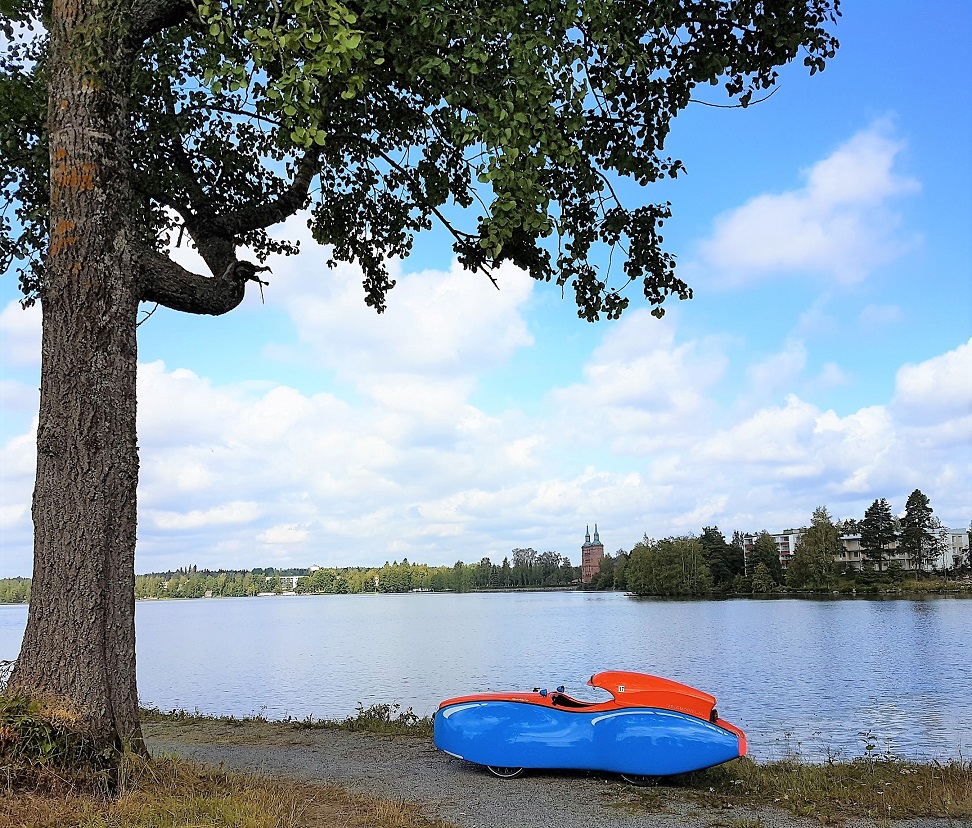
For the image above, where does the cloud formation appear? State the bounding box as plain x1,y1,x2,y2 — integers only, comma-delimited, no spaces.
2,258,967,578
696,123,919,286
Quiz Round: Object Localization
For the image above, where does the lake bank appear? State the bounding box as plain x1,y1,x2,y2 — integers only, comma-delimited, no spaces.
142,716,971,828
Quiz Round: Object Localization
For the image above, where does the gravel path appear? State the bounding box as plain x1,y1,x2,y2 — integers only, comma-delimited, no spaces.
145,724,961,828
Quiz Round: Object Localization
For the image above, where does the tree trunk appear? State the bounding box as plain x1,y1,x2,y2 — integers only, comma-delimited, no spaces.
8,0,144,754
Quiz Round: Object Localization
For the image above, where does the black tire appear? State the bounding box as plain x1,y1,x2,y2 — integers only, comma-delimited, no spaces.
486,765,525,779
620,773,659,786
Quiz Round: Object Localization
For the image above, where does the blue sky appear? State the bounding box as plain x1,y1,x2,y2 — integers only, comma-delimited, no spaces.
1,0,970,576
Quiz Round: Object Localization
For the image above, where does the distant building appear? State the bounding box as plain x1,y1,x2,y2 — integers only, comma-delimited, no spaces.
581,525,605,584
741,528,971,574
739,530,803,573
947,532,970,569
266,575,303,590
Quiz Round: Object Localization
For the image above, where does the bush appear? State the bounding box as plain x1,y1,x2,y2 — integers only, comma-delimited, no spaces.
0,694,119,793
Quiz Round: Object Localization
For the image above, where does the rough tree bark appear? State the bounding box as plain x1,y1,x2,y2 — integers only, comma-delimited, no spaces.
8,0,146,752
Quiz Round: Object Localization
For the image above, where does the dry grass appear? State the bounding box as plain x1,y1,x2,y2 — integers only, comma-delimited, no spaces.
0,754,455,828
630,755,972,821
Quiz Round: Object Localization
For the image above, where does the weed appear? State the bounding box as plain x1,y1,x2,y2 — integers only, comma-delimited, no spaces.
340,702,434,736
140,702,434,737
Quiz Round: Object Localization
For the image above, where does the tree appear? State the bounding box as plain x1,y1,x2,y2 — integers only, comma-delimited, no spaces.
627,536,712,597
899,489,937,574
751,562,775,594
835,517,859,536
613,551,629,591
593,553,615,590
748,532,783,585
500,557,512,589
860,498,897,572
1,0,841,755
699,525,743,587
786,506,838,590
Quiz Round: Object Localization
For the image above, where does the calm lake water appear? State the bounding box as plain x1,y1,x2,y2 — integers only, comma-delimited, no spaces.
1,592,969,762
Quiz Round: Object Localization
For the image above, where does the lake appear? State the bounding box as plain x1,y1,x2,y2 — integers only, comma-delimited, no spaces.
1,591,969,762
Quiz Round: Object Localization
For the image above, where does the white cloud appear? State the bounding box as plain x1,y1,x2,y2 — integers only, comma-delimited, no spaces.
263,222,535,385
696,123,919,286
815,362,851,390
0,301,41,366
0,503,27,530
149,501,263,530
746,341,807,397
549,310,728,454
892,338,972,426
859,304,903,329
257,525,310,545
2,324,970,576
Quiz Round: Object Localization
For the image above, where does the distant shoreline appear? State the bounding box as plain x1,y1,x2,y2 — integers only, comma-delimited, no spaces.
2,583,970,607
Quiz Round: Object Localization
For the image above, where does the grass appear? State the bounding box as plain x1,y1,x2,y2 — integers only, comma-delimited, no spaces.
0,753,454,828
140,701,435,738
625,754,972,822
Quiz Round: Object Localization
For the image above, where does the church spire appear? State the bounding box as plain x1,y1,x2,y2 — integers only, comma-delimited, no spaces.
585,525,590,544
593,524,600,544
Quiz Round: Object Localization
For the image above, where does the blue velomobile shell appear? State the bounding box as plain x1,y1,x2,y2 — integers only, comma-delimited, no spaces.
433,672,747,777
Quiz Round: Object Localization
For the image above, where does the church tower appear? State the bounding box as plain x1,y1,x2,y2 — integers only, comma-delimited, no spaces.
581,524,605,584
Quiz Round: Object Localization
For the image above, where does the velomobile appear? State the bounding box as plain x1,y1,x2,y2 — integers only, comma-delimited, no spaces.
433,670,747,781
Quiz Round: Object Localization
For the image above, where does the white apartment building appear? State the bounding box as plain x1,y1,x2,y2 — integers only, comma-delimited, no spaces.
739,530,803,573
740,529,970,574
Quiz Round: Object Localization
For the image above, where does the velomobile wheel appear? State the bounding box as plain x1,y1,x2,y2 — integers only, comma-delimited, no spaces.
486,765,525,779
620,773,659,787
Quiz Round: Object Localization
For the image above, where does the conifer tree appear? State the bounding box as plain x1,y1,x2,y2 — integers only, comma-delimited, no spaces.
900,489,936,574
860,498,897,572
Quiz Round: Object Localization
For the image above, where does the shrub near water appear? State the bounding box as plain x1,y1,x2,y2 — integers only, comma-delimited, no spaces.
338,703,434,736
140,701,435,737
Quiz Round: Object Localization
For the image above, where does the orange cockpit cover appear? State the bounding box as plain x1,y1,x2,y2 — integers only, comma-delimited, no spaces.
589,671,717,721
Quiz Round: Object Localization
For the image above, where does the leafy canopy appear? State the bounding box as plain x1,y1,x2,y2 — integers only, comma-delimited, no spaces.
1,0,840,318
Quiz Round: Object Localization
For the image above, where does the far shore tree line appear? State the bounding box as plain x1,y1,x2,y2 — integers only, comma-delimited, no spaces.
0,549,579,603
135,548,576,599
1,492,967,604
594,491,970,597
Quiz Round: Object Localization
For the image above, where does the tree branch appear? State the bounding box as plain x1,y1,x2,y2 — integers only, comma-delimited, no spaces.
138,249,268,315
358,139,498,290
129,0,195,45
216,149,320,235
